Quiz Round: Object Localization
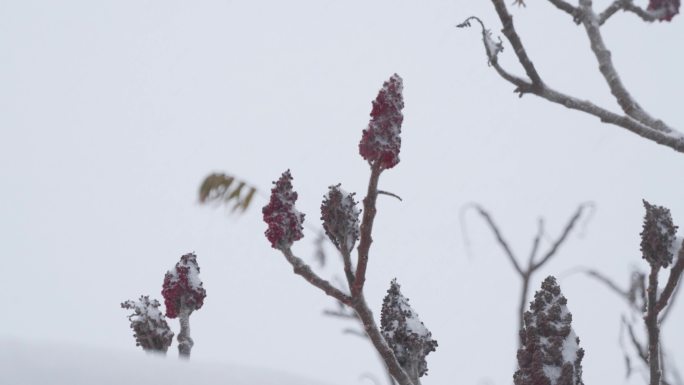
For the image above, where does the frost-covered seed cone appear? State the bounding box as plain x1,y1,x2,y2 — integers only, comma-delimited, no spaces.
162,253,206,319
121,295,174,352
262,170,305,250
380,279,438,382
514,276,584,385
359,74,404,170
320,184,360,254
640,200,678,268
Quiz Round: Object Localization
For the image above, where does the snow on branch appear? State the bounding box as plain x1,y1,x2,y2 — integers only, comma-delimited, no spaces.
461,0,684,154
457,17,503,66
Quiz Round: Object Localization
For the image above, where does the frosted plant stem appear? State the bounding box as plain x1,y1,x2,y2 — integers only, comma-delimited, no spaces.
352,165,382,297
646,265,662,385
178,309,193,359
352,295,415,385
517,275,530,345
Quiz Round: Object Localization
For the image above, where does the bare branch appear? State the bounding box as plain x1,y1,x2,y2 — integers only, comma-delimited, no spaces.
281,248,353,306
323,309,358,319
583,268,630,299
378,190,403,202
623,315,649,363
599,0,660,24
659,271,682,324
656,247,684,314
527,218,544,267
472,205,524,276
578,0,667,130
531,204,588,270
353,166,383,297
646,264,663,385
343,328,368,338
468,202,588,346
548,0,583,22
353,296,416,385
490,0,544,86
599,0,627,24
461,5,684,154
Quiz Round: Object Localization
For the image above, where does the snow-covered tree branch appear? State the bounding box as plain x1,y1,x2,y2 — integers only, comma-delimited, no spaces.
459,0,684,153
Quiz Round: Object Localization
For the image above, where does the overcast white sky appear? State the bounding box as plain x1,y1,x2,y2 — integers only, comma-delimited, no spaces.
1,1,683,385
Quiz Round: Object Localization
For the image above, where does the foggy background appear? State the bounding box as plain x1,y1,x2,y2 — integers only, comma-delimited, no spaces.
1,1,683,385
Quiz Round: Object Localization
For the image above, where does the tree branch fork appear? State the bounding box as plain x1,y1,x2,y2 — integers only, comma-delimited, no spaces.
458,0,684,153
276,164,417,385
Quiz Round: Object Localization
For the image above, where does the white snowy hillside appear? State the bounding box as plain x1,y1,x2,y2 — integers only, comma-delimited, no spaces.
0,339,334,385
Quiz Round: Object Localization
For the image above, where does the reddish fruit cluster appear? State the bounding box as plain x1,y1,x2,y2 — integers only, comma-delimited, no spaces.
648,0,680,21
359,74,405,170
262,170,305,249
162,253,206,319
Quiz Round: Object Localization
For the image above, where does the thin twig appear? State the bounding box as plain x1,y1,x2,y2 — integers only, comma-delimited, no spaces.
470,202,588,344
599,0,659,24
531,204,587,270
655,248,684,314
343,328,368,338
491,0,544,86
473,205,524,276
623,316,649,363
378,190,403,202
527,218,544,266
323,309,358,319
281,248,353,306
583,268,630,299
659,272,682,324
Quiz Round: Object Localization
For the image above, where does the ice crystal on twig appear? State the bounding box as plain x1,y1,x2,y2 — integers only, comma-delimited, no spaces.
359,74,404,170
321,184,360,255
514,276,584,385
380,279,438,382
640,200,677,268
121,295,174,353
263,170,305,250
